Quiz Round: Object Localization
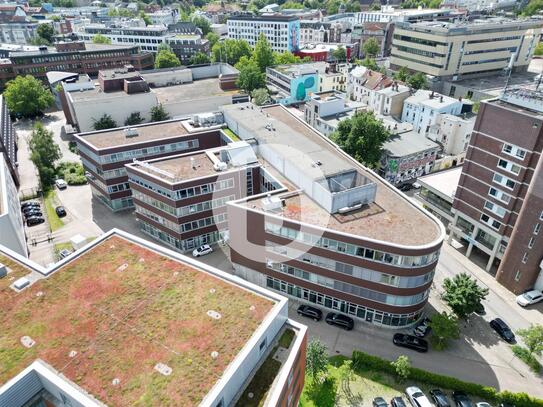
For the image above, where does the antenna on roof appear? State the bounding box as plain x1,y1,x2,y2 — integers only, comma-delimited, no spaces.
501,52,516,96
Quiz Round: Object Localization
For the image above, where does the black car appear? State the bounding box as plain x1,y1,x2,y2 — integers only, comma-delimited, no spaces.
325,312,354,330
430,389,451,407
489,318,516,343
391,396,407,407
21,201,40,209
24,210,43,218
22,205,41,214
297,304,323,321
26,216,45,226
452,391,473,407
55,206,67,217
373,397,388,407
392,333,428,353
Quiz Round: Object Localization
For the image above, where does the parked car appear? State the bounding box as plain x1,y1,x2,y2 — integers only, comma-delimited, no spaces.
430,389,451,407
297,304,323,321
393,333,428,353
413,317,431,337
22,205,41,214
26,216,45,226
55,206,67,217
516,290,543,307
192,244,213,257
55,179,67,190
452,391,473,407
474,301,486,315
21,201,40,209
373,397,388,407
489,318,516,343
476,403,492,407
405,387,432,407
24,209,42,218
325,312,354,330
391,396,407,407
59,249,72,259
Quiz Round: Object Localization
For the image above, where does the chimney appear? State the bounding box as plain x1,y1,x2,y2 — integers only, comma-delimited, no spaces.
440,95,443,102
190,157,196,170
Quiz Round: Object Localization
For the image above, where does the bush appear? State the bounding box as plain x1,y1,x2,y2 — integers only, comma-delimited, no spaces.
512,345,542,373
56,162,87,185
351,350,543,407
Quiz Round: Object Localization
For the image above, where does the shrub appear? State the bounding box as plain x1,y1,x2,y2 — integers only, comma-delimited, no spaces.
57,162,87,185
512,345,542,373
351,350,543,407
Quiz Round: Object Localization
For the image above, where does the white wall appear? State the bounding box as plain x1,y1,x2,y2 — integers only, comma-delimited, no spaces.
0,155,26,257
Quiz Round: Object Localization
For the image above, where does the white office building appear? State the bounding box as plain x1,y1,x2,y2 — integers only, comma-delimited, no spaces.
0,155,26,257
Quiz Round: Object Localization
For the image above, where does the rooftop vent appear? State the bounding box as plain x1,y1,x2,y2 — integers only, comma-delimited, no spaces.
207,310,222,320
0,263,6,279
20,336,35,348
154,363,172,376
261,195,282,211
13,277,29,290
124,128,138,138
213,161,227,171
211,351,219,359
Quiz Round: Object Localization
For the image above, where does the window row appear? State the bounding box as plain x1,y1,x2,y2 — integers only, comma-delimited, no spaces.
264,222,440,268
102,139,199,164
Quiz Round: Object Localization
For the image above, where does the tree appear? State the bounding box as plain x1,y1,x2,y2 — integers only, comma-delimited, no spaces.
93,114,117,130
92,34,111,44
429,312,460,350
331,111,390,168
211,39,252,65
251,88,269,106
306,339,328,381
4,75,54,118
151,104,170,122
139,10,152,25
522,0,543,15
206,32,220,49
332,46,347,62
274,51,303,65
360,57,379,71
362,37,380,58
124,112,144,126
394,66,409,82
442,273,489,319
535,42,543,56
337,359,354,389
517,325,543,356
37,23,55,44
155,49,181,69
253,33,274,72
390,355,410,382
407,72,428,90
192,16,211,35
158,42,172,52
190,52,211,65
280,0,304,8
29,123,62,188
235,56,265,92
29,36,51,46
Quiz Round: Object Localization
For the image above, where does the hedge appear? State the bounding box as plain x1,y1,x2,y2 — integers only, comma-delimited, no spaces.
352,350,543,407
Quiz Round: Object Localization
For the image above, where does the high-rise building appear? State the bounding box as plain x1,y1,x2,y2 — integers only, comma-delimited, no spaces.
450,88,543,293
0,95,18,187
390,18,542,80
227,15,301,53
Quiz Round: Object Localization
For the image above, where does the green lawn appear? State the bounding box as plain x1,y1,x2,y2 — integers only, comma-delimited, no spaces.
223,128,241,141
44,190,64,232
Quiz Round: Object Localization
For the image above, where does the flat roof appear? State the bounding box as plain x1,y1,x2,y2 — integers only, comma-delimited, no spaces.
0,233,276,406
417,166,462,200
76,119,191,150
383,130,440,157
140,151,218,180
225,104,442,246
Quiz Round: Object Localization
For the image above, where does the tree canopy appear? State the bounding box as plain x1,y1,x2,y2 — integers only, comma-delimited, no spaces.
124,112,144,126
331,111,390,168
37,23,55,44
235,56,265,92
306,339,328,380
521,0,543,15
273,51,310,65
151,104,170,122
154,49,181,69
93,114,117,130
29,123,62,188
92,34,111,44
517,325,543,356
205,32,220,49
211,39,252,65
391,355,410,381
139,10,152,25
190,52,211,65
251,88,269,106
429,312,460,350
535,42,543,56
192,16,211,35
4,75,54,118
253,33,274,72
442,273,489,319
394,66,409,82
362,37,380,57
359,57,379,71
332,46,347,62
407,72,428,90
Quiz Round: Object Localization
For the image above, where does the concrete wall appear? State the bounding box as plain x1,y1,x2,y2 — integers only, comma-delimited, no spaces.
142,68,193,87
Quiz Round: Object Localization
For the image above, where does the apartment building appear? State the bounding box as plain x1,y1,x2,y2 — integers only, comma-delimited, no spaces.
348,66,393,104
390,18,543,80
0,95,18,187
223,103,445,328
401,90,463,134
427,113,475,155
300,21,342,45
0,4,38,44
126,141,281,252
450,88,543,293
0,154,25,257
0,42,154,88
227,15,300,53
165,33,210,64
74,119,227,211
367,82,410,117
0,229,307,407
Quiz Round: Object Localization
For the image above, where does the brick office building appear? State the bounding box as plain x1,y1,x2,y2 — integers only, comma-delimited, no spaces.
450,88,543,293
